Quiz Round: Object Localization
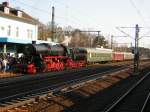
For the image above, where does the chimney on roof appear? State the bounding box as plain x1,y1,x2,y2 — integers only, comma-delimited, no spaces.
17,10,22,17
2,2,9,7
1,2,10,14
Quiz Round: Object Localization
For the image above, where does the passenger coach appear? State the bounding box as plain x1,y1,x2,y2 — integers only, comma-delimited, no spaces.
83,48,113,63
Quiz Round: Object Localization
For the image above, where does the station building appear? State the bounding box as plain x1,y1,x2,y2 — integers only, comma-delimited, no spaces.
0,2,38,55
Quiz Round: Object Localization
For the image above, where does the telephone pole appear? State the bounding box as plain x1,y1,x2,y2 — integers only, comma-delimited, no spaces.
51,6,55,42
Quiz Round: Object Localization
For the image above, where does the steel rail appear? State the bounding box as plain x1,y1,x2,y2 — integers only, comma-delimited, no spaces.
141,90,150,112
0,67,96,89
0,66,129,105
0,64,130,90
103,71,150,112
0,62,133,85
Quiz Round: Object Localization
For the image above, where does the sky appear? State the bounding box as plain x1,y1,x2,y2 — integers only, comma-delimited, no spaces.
1,0,150,48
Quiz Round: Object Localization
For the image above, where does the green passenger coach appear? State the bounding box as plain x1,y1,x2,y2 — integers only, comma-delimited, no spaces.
84,48,113,63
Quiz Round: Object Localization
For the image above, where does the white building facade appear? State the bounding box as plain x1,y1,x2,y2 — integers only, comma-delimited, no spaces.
0,2,38,54
0,16,38,44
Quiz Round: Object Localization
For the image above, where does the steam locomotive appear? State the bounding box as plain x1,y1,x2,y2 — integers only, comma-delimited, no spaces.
12,43,133,74
13,43,87,74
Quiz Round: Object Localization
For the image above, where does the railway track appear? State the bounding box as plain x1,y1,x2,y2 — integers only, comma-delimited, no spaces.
0,64,131,109
0,61,149,111
0,65,127,88
0,60,134,81
102,69,150,112
67,63,150,112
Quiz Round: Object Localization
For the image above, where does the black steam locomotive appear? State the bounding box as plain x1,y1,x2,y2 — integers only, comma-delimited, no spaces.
13,43,87,74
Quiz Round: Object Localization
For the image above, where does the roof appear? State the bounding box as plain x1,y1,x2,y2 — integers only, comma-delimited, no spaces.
83,48,113,53
0,2,38,25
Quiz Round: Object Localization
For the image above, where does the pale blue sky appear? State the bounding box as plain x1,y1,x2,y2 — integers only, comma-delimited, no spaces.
1,0,150,48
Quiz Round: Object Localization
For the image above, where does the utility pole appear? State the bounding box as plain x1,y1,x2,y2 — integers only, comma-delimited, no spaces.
134,24,139,73
51,6,55,42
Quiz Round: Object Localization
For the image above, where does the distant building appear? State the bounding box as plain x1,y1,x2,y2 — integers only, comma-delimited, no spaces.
0,2,38,54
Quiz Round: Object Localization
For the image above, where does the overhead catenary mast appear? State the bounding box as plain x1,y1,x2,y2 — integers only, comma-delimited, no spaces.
134,24,139,73
115,24,141,73
51,6,55,42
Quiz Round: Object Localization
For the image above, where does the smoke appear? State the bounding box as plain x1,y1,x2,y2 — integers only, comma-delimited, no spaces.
61,36,71,46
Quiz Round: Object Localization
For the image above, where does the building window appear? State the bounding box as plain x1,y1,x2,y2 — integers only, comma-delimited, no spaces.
1,26,4,30
27,29,33,39
16,27,19,37
30,30,33,39
27,29,30,38
7,25,11,36
1,26,5,36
